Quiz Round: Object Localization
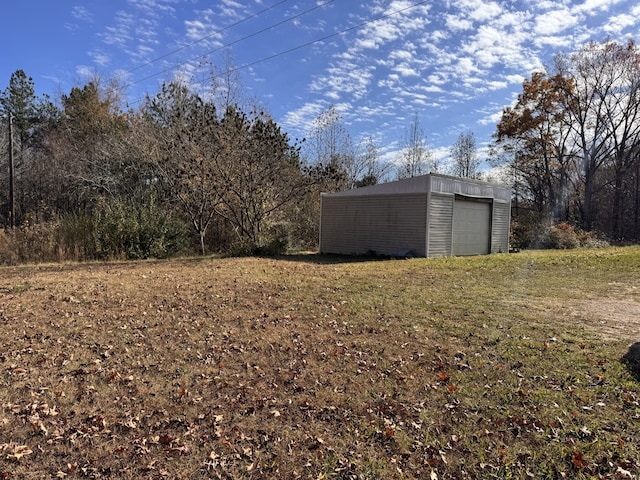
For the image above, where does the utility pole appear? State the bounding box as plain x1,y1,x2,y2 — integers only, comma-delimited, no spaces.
8,113,15,228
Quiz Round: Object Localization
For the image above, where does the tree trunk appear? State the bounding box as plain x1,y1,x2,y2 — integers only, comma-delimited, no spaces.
582,154,595,231
635,166,640,241
199,230,206,256
612,170,624,240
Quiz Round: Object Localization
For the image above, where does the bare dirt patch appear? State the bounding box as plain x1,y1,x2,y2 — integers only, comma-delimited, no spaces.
556,282,640,342
566,297,640,342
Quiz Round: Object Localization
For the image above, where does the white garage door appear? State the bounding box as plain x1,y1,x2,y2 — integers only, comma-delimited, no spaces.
452,199,491,256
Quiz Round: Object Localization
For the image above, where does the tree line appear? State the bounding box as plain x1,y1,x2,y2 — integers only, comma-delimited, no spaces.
492,39,640,247
1,38,637,261
0,62,480,262
0,71,341,260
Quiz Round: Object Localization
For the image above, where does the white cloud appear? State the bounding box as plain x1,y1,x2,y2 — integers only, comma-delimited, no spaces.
394,65,419,77
219,0,246,19
426,72,448,86
89,50,111,67
468,2,503,22
355,103,398,123
71,6,92,22
534,8,579,36
389,49,414,61
577,0,620,14
455,57,480,75
505,74,526,85
282,101,327,133
485,80,507,90
222,0,243,8
78,0,640,169
604,11,640,34
478,107,505,126
445,14,473,31
75,65,94,79
100,11,135,47
127,0,177,18
452,0,503,22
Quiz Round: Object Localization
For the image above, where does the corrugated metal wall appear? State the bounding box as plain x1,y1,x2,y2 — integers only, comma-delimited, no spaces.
427,193,453,257
491,201,511,253
320,193,428,256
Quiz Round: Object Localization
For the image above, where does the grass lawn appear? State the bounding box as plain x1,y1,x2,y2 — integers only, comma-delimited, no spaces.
1,247,639,479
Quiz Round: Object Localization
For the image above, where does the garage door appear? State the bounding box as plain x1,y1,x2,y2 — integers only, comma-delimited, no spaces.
452,198,491,256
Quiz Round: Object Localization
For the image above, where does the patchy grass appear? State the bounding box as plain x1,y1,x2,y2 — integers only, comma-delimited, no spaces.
1,247,639,479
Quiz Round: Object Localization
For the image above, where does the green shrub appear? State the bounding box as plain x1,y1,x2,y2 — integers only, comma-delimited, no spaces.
90,197,188,260
58,213,97,261
0,197,189,264
256,223,292,256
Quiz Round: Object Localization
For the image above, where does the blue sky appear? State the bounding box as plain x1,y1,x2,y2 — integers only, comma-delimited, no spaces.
2,0,640,171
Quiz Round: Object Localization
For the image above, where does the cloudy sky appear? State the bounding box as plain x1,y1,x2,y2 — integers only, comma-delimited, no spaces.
2,0,639,170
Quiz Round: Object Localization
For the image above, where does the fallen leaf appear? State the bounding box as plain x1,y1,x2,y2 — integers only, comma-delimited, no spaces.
571,451,584,468
6,444,33,460
617,466,633,479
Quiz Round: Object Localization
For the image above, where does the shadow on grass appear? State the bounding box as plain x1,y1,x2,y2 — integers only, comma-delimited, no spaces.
265,252,418,265
622,342,640,381
0,251,417,272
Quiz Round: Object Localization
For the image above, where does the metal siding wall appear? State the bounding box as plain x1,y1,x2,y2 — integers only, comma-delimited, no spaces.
320,194,427,256
427,194,453,257
491,201,510,253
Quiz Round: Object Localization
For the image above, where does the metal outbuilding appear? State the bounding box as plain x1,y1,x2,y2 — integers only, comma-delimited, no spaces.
319,173,511,257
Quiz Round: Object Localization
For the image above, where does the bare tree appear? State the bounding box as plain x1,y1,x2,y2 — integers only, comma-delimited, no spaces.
353,136,391,187
494,39,640,240
554,40,631,231
595,40,640,238
450,131,481,179
396,112,432,179
306,106,354,191
207,50,252,113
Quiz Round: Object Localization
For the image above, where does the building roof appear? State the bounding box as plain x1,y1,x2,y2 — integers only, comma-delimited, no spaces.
322,173,511,202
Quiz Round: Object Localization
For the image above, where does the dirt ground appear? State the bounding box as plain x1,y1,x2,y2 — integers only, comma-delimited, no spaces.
554,279,640,343
568,297,640,342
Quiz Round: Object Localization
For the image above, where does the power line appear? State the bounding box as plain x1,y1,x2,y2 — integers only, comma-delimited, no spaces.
230,0,430,75
123,0,291,77
127,0,430,104
129,0,336,88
